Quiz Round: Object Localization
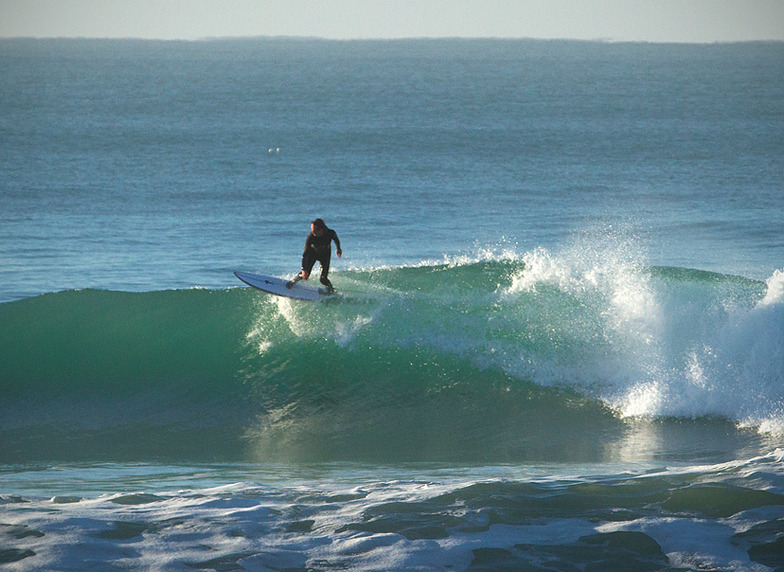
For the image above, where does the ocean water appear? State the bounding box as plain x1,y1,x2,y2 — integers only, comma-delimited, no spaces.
1,37,783,570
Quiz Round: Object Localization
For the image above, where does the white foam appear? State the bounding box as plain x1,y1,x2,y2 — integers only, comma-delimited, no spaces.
760,267,784,307
498,241,784,431
599,517,766,572
4,456,784,571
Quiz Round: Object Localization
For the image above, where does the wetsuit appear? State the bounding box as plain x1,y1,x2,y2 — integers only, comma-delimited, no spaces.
301,227,340,292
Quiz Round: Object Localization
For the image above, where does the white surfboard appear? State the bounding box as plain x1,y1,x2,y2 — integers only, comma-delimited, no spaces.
234,271,330,302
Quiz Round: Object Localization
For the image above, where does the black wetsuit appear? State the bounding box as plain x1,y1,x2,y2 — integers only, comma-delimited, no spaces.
301,228,340,291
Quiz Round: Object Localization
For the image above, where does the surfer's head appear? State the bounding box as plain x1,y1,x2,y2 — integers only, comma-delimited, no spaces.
311,218,326,235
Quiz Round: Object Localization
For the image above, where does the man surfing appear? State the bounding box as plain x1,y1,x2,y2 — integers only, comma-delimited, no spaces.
287,218,342,294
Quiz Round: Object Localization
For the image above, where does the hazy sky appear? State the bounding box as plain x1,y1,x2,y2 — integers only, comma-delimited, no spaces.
1,0,783,43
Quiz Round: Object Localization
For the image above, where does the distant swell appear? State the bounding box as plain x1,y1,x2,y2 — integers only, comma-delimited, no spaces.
1,256,782,462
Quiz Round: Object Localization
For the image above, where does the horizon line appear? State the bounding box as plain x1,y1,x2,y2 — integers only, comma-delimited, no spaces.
3,34,783,45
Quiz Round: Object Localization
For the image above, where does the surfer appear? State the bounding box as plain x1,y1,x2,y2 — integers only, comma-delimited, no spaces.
287,218,342,294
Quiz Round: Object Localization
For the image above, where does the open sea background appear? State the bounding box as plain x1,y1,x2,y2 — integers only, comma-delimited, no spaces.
1,37,783,570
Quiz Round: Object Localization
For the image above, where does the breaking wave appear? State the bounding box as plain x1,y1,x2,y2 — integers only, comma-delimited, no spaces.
1,252,782,463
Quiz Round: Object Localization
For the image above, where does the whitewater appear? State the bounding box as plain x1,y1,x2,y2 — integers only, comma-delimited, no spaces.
2,38,783,570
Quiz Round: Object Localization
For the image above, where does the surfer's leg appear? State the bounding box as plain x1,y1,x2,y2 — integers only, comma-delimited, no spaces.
320,276,335,294
319,255,335,294
287,254,317,288
301,254,318,280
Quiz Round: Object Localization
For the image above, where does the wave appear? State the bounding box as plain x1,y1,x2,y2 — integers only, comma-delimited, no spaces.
1,253,782,463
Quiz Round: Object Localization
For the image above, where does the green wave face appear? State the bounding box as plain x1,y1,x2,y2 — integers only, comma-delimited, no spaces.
1,260,779,463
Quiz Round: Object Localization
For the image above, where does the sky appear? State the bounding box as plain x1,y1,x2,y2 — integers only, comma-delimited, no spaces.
1,0,783,43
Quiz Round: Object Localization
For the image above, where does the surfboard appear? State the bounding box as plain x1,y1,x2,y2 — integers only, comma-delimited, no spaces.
234,271,331,302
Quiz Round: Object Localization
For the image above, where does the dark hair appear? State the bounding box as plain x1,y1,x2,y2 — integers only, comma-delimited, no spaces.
311,218,326,229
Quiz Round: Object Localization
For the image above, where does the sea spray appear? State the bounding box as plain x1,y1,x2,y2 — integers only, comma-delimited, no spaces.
495,246,782,428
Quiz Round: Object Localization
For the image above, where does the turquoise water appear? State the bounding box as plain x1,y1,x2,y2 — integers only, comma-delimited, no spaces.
1,263,781,464
1,38,783,570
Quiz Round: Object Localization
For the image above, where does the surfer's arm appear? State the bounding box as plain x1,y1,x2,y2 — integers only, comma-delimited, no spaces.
301,235,314,265
332,230,342,257
303,234,314,255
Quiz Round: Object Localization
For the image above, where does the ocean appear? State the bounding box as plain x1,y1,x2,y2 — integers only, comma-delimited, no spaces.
1,37,783,570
